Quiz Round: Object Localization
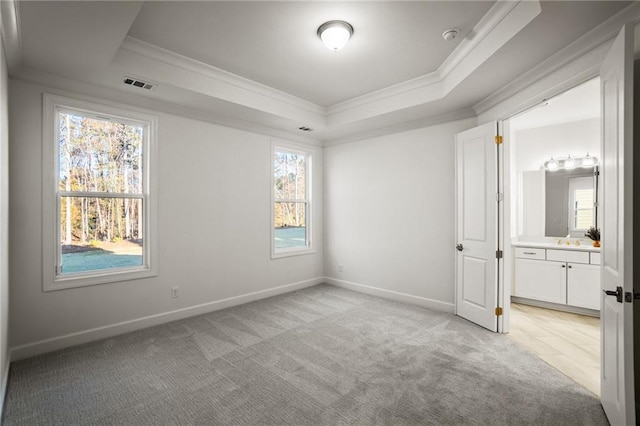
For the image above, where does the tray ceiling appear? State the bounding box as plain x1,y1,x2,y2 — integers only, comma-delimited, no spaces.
8,1,634,143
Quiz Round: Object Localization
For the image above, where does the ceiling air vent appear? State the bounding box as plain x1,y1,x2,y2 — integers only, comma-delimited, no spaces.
298,126,313,132
123,77,155,91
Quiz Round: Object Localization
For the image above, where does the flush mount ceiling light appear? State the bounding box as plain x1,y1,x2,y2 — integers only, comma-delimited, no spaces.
317,20,354,52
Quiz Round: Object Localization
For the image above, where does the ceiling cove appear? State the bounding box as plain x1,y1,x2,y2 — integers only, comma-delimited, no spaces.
114,1,541,133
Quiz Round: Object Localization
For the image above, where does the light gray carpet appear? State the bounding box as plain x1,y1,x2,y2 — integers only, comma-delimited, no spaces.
3,284,608,425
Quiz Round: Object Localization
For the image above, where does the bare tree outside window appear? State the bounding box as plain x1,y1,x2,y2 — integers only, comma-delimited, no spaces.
273,149,309,251
58,111,145,274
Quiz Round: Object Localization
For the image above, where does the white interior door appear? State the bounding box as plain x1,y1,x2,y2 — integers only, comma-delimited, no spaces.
600,24,635,425
455,122,499,332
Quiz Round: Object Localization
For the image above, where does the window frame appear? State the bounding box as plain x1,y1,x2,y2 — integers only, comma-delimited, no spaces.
568,176,595,234
271,141,314,259
43,93,158,291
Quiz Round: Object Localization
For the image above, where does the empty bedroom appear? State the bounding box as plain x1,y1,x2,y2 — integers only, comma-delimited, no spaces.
0,1,638,425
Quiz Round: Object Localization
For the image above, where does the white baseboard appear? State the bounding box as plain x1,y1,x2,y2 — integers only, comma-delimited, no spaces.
10,277,323,361
324,277,454,313
511,296,600,318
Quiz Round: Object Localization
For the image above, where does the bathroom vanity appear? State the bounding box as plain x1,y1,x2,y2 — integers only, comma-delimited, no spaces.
512,158,600,315
512,242,600,313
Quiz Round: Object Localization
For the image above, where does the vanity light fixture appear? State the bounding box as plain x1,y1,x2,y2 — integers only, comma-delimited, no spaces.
318,20,354,52
543,154,599,171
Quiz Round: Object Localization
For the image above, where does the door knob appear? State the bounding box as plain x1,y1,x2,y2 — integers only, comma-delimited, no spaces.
603,286,623,303
456,243,464,252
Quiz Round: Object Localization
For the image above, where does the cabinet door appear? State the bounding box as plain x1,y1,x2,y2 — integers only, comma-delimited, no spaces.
514,259,566,304
567,263,600,310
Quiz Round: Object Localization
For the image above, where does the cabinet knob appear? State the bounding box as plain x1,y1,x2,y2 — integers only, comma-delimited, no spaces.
561,264,566,268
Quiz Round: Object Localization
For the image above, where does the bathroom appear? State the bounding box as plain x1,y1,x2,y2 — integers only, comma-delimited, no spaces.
507,77,601,396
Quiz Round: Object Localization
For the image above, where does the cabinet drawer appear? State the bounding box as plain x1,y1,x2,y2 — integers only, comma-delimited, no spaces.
590,252,601,265
515,247,545,260
547,249,590,264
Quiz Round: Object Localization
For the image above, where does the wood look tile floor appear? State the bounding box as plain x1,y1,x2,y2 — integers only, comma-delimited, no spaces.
507,303,600,396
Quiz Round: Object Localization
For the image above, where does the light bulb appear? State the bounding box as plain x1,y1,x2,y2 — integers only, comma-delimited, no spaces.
318,21,353,52
545,157,558,170
564,155,575,169
582,153,595,167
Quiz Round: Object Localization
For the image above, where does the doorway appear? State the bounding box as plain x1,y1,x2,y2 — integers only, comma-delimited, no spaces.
505,77,602,396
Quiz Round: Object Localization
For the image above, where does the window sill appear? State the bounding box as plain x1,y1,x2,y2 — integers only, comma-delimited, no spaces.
44,267,157,292
271,248,316,260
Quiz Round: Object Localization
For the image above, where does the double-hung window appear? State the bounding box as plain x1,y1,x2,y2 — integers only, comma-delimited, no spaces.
271,143,312,258
43,94,157,290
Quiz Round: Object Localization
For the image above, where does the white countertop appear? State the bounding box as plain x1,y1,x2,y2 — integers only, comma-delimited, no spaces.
512,241,601,252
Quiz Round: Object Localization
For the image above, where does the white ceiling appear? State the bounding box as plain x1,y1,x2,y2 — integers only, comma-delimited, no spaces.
127,1,495,107
8,1,635,143
510,77,600,131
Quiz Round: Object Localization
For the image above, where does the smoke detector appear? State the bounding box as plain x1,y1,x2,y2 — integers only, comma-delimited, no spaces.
442,29,459,42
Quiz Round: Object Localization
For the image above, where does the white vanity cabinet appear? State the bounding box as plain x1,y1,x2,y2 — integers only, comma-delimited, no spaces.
566,263,600,310
515,249,567,304
513,245,600,311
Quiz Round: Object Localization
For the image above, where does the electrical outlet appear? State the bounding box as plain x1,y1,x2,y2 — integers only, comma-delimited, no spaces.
171,287,179,298
337,264,344,273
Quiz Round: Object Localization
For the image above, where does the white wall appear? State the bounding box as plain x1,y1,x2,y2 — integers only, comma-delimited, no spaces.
513,118,600,240
513,118,600,174
323,118,476,311
0,23,10,408
519,170,545,237
8,79,323,358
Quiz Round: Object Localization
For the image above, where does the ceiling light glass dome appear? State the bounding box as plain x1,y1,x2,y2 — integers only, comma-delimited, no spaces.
318,21,354,52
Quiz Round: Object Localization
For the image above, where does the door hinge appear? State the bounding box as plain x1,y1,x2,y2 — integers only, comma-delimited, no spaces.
496,250,503,259
494,135,503,145
495,307,503,316
496,192,503,202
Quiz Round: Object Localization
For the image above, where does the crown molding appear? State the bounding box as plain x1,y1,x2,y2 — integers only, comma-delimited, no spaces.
120,36,325,117
473,2,640,116
117,1,539,132
323,108,477,147
326,0,525,117
325,0,540,126
13,66,323,147
438,0,520,80
324,0,523,117
0,0,23,75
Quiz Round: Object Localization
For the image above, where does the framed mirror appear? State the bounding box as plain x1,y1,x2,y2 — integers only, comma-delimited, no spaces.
545,166,598,237
518,166,598,239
